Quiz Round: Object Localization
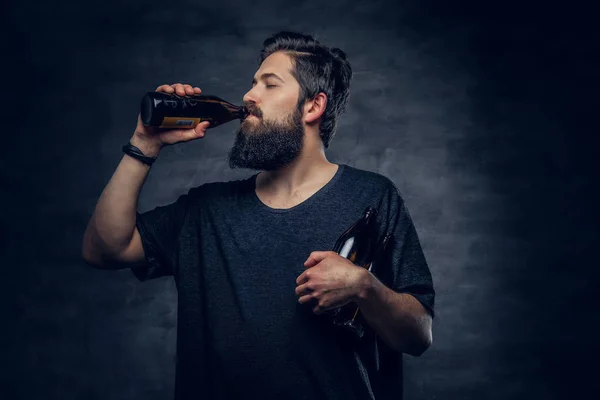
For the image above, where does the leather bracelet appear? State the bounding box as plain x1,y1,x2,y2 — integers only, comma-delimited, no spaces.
122,142,158,166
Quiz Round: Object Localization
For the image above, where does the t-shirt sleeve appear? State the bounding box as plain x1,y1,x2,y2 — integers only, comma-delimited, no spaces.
131,189,195,282
380,185,435,318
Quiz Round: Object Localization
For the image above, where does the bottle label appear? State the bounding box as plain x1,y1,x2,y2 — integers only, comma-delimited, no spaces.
159,117,202,128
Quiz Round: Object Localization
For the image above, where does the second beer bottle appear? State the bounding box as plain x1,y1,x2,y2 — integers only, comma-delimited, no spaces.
334,232,394,338
328,207,379,336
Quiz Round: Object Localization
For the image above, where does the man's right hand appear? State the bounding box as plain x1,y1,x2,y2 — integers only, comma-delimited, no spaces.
130,83,211,156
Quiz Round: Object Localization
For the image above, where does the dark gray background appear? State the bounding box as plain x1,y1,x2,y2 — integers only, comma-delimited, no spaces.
3,0,597,399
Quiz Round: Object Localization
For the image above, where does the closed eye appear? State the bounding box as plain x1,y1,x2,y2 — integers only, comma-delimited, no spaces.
250,82,277,89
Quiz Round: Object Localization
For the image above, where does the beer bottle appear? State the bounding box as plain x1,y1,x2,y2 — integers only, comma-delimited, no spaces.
332,207,379,267
367,233,393,276
140,92,248,129
327,207,379,335
333,233,394,338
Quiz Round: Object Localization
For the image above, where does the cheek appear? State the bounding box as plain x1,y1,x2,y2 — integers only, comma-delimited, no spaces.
261,107,281,122
272,90,299,114
271,102,299,122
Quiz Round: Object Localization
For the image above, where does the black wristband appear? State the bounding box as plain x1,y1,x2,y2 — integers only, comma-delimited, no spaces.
122,142,158,166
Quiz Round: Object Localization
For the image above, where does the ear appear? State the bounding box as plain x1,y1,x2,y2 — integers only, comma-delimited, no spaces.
304,92,328,124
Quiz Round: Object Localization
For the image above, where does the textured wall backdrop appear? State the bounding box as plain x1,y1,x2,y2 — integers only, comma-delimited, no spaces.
3,0,597,399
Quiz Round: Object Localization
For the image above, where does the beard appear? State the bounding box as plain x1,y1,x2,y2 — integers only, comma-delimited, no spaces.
227,106,304,171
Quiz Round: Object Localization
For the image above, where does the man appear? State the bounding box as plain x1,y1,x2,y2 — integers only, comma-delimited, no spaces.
82,31,435,400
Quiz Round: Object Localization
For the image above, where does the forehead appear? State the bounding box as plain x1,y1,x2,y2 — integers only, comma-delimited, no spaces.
256,51,294,78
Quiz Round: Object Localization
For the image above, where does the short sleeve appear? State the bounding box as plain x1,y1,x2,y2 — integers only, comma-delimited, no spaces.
131,189,194,282
378,186,435,318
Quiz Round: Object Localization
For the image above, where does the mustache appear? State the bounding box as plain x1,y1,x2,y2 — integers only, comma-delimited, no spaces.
245,104,263,118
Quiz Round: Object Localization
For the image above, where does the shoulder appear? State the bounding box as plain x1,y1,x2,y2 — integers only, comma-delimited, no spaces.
338,165,408,226
186,174,255,202
341,164,404,200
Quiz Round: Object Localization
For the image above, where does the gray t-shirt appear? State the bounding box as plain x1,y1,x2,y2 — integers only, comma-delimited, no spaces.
133,164,435,400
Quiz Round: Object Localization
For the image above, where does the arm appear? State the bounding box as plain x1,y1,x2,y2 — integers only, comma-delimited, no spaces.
297,193,435,356
82,83,208,269
81,134,161,268
356,270,433,356
297,251,433,356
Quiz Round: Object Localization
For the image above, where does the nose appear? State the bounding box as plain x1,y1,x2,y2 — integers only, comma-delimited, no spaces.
243,86,258,106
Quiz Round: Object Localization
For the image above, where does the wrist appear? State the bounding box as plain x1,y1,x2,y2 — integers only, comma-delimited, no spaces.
130,134,162,157
355,269,376,305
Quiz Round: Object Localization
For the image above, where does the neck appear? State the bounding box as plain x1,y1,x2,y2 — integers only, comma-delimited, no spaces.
256,133,337,196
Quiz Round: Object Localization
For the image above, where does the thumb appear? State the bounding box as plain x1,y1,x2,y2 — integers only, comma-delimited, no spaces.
304,251,334,268
174,122,208,143
193,121,210,136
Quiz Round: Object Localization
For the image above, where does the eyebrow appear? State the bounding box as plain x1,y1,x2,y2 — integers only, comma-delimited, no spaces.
251,72,285,85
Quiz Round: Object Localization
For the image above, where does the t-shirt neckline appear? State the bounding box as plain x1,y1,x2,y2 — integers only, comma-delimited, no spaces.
249,164,346,213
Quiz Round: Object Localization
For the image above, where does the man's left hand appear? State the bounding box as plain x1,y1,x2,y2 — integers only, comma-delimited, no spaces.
295,251,372,314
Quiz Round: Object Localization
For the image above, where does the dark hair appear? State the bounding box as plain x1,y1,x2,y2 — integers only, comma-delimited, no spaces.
259,31,352,148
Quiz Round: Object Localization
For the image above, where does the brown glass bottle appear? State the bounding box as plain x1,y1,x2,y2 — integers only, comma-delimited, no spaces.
367,233,393,276
328,207,379,337
333,232,394,338
140,92,248,129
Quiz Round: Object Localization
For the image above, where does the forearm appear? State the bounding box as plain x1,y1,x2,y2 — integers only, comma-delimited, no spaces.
82,135,160,259
356,271,433,356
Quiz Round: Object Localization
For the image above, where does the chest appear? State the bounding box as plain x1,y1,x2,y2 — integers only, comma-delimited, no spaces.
254,188,319,210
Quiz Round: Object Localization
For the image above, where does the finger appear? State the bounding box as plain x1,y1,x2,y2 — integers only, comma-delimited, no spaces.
193,121,210,137
156,84,175,93
304,251,333,268
313,299,334,315
183,84,195,95
298,294,313,304
172,83,186,96
296,270,309,286
169,83,182,92
295,283,313,297
193,87,202,93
